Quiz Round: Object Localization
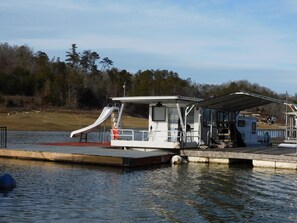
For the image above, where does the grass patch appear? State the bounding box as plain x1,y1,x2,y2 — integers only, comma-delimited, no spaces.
0,109,148,131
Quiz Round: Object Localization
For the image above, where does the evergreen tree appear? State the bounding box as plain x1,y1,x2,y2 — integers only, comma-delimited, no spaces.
65,44,80,70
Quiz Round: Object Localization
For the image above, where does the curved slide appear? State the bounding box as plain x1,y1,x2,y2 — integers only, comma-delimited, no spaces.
70,106,118,138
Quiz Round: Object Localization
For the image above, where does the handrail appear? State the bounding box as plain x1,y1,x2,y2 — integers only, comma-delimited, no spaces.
0,126,7,148
257,129,286,139
111,128,199,143
111,129,135,141
284,128,297,141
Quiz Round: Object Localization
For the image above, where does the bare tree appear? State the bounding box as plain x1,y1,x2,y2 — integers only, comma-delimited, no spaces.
100,57,113,71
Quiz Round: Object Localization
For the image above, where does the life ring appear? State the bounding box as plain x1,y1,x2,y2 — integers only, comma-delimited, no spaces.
112,128,119,140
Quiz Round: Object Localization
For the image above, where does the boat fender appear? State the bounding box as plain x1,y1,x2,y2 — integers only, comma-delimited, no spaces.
171,155,182,165
112,128,119,140
0,173,16,190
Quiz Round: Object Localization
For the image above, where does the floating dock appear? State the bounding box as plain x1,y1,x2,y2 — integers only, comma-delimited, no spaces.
182,147,297,169
1,142,297,169
0,143,173,167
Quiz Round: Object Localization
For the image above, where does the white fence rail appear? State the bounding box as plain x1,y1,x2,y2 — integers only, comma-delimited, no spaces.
111,128,199,143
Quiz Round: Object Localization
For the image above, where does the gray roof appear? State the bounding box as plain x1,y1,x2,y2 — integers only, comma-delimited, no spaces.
196,91,285,112
112,92,286,112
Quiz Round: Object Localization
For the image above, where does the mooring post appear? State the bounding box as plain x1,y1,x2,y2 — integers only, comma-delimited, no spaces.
0,126,7,148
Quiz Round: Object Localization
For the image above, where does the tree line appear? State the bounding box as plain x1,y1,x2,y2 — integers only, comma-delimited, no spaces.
0,42,295,119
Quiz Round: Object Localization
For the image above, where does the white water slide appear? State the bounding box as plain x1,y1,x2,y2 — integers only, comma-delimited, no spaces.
70,106,118,138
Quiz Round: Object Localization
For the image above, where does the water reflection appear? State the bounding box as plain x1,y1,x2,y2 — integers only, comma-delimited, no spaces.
0,159,296,222
141,163,297,223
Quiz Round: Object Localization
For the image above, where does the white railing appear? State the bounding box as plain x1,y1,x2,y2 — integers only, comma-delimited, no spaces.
115,129,135,141
257,129,286,139
182,130,200,143
111,129,150,141
111,128,199,143
285,128,297,140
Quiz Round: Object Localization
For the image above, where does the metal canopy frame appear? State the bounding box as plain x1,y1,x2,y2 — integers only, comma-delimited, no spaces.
196,91,285,112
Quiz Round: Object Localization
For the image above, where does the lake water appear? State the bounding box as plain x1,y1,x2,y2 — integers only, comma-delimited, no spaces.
1,131,297,222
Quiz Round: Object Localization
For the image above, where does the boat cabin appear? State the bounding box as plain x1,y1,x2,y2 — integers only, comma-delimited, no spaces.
111,96,201,150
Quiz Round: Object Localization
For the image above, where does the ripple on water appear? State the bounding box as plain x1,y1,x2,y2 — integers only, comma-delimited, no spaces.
0,157,297,222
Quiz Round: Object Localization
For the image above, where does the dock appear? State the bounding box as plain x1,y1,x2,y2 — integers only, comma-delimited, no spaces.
1,142,297,169
182,147,297,169
0,143,173,167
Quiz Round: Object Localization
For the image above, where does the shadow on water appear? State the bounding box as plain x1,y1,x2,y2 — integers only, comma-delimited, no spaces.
228,159,254,169
0,188,15,196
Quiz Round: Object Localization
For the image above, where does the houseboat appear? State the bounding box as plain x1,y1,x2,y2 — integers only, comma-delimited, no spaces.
111,92,281,150
70,92,290,151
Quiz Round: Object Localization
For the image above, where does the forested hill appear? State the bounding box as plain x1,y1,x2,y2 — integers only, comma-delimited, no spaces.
0,42,295,115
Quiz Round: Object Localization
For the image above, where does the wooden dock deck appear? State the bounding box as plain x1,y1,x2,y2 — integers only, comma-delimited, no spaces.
0,143,173,167
182,147,297,169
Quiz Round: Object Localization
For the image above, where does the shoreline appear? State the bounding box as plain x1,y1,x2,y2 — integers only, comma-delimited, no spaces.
0,108,284,132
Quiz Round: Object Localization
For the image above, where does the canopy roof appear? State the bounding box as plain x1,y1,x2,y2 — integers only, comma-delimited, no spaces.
112,96,202,106
196,92,285,112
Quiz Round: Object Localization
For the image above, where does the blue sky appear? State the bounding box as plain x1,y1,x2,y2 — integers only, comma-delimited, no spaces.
1,0,297,95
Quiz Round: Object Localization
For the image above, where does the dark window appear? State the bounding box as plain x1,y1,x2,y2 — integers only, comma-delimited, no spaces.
237,120,246,127
252,122,256,134
203,109,216,127
152,106,166,121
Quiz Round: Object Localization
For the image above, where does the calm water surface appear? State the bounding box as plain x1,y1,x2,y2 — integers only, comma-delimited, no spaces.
0,131,297,222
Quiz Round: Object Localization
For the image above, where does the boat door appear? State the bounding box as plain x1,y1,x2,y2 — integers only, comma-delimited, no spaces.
148,104,168,142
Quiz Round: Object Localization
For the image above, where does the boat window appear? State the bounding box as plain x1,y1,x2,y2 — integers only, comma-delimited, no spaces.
203,109,216,127
187,109,194,124
168,108,179,142
237,120,246,127
252,122,256,134
152,106,166,122
168,108,179,125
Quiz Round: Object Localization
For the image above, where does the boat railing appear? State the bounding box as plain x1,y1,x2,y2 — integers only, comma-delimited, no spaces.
112,129,164,142
184,130,200,143
0,126,7,148
257,129,286,139
111,128,199,143
284,128,297,141
112,129,136,141
257,128,286,144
